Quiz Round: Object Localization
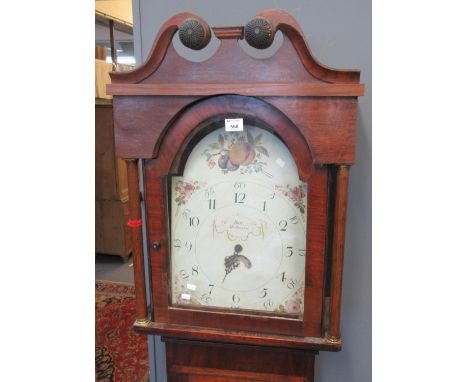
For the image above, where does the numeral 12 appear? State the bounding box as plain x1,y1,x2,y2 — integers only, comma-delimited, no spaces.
235,192,246,204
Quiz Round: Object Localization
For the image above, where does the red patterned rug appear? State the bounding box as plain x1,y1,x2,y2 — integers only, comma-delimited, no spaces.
95,280,149,382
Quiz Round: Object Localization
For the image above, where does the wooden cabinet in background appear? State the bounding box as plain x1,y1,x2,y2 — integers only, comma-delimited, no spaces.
95,101,132,260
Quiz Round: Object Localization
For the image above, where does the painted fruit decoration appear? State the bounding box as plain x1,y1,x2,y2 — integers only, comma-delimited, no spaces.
202,129,271,177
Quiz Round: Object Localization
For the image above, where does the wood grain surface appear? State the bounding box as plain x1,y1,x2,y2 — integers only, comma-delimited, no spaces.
164,338,316,381
108,9,363,379
113,95,358,164
327,165,350,342
126,159,148,322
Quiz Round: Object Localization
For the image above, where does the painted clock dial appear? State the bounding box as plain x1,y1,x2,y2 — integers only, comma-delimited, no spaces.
170,124,308,317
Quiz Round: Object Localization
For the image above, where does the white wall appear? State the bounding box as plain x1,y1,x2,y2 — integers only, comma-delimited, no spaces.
132,1,371,381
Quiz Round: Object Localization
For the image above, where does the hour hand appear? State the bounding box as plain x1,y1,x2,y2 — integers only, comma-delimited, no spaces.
222,245,252,283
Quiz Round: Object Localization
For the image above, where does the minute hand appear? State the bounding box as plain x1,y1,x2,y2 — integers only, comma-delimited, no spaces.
222,254,252,283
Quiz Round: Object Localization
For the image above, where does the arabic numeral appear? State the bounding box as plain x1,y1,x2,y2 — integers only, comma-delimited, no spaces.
189,216,199,227
280,271,286,282
174,239,192,252
201,293,212,304
182,209,191,221
191,265,199,276
204,187,215,199
179,270,189,280
208,199,216,210
287,279,298,290
262,201,267,211
182,209,199,227
232,294,240,304
208,284,214,295
278,219,287,231
235,192,246,204
234,182,245,189
289,216,299,224
263,299,273,309
260,288,268,298
285,246,306,257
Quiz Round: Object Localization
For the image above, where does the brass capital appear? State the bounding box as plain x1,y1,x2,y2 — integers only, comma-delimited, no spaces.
135,317,150,325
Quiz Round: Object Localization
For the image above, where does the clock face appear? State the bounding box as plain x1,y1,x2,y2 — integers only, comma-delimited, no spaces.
170,124,307,317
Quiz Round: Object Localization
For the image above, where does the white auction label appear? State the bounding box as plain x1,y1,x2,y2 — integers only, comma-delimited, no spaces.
186,283,197,291
225,118,243,132
181,293,191,300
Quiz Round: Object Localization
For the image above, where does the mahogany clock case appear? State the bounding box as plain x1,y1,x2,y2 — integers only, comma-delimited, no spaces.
107,7,365,376
143,95,328,339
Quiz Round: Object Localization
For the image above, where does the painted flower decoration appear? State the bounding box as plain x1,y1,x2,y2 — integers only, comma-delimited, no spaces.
174,180,206,206
181,182,194,194
289,186,305,202
286,298,302,314
276,184,307,215
274,282,305,315
208,159,216,169
202,130,271,177
175,293,187,304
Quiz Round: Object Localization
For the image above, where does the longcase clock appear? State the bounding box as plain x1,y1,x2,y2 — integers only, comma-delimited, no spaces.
108,9,364,382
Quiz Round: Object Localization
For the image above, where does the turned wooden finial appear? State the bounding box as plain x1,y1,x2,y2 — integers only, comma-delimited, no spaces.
244,17,275,49
178,18,211,50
